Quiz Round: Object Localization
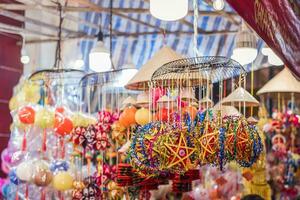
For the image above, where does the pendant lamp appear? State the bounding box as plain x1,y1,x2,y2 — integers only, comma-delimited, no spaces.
261,46,284,66
89,31,112,72
232,22,257,65
116,63,138,87
150,0,188,21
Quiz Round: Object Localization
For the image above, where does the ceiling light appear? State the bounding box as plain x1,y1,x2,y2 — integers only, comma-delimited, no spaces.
261,46,283,66
20,47,30,64
115,63,138,87
89,31,111,72
150,0,188,21
213,0,225,11
74,58,85,69
232,23,257,65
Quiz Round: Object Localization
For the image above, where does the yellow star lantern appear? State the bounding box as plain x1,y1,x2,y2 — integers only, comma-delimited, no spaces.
164,130,196,173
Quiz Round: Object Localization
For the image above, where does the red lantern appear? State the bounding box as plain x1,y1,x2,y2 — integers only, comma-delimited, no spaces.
54,115,74,136
18,106,35,124
55,107,65,114
156,108,169,122
119,107,137,127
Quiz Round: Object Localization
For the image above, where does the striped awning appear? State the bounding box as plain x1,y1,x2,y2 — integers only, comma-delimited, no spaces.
79,0,265,72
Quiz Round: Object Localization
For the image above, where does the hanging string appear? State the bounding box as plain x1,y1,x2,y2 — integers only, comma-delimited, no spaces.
110,0,115,70
54,1,64,69
250,63,254,116
193,0,201,56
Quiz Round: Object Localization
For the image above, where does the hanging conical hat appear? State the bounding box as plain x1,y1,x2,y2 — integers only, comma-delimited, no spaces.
125,46,184,90
199,96,214,107
121,96,136,110
157,95,173,103
122,96,136,105
222,87,259,107
257,68,300,95
136,91,150,105
180,88,197,101
213,102,241,117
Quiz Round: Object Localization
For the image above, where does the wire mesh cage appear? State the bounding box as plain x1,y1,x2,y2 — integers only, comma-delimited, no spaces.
151,56,246,88
79,69,139,114
27,68,85,110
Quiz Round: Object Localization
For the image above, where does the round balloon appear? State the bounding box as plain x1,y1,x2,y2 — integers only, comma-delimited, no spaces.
54,114,73,136
16,161,33,182
35,108,55,129
52,171,74,191
33,170,53,187
119,107,137,127
18,106,35,125
135,108,152,125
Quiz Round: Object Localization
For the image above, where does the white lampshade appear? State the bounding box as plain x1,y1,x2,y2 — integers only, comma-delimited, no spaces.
261,46,272,56
232,48,257,65
268,53,284,66
232,23,257,65
115,63,138,87
261,46,283,66
89,41,111,72
150,0,188,21
213,0,225,11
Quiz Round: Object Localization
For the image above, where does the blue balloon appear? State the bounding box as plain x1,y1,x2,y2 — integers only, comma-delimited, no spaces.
1,183,12,198
8,169,20,185
50,160,69,172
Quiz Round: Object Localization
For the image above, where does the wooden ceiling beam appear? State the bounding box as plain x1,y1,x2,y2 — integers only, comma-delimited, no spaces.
0,9,84,36
23,29,237,44
0,22,57,38
69,0,164,31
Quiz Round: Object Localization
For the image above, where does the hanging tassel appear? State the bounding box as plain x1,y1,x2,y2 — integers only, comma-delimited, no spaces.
25,184,29,200
22,130,27,151
15,186,19,200
42,129,47,152
40,188,46,200
59,137,65,159
58,191,64,200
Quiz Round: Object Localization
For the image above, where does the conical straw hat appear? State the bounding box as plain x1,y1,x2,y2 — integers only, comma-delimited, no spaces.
222,87,259,107
122,96,136,105
199,96,214,107
121,96,136,110
213,102,241,117
136,91,150,105
157,95,173,103
180,88,196,101
257,68,300,95
125,46,183,90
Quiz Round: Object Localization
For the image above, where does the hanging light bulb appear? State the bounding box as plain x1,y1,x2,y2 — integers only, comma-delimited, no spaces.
213,0,225,11
74,58,84,69
20,34,30,65
232,22,257,65
150,0,188,21
261,46,283,66
89,31,111,72
20,47,30,64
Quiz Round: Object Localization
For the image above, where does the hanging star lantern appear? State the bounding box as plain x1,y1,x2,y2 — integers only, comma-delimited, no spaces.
164,130,196,173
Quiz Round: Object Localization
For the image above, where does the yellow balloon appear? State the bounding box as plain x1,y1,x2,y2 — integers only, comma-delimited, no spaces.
52,172,74,191
35,108,54,129
9,96,18,111
23,83,40,104
71,113,85,127
135,108,152,125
